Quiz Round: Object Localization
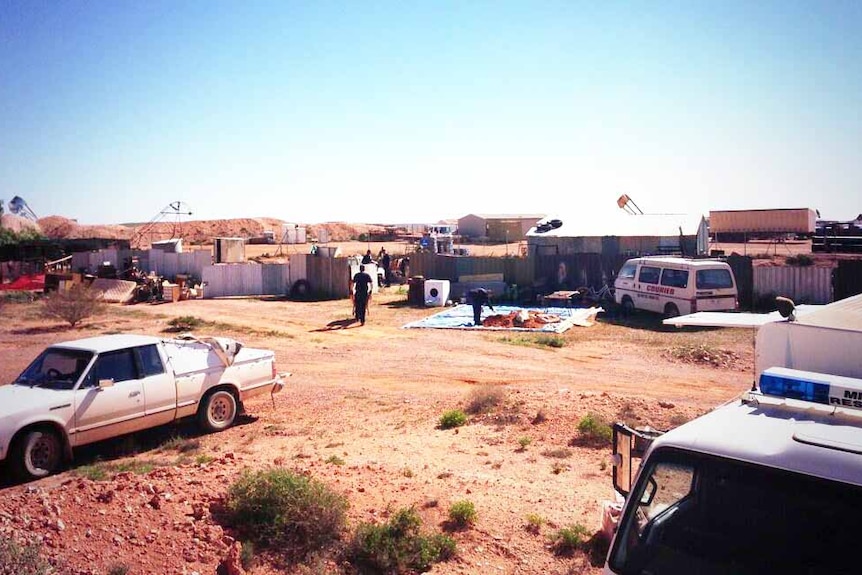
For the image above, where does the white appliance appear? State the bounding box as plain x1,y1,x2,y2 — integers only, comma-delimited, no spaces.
424,279,450,307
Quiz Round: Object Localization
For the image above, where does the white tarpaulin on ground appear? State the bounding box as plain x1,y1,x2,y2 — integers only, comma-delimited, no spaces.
663,306,821,329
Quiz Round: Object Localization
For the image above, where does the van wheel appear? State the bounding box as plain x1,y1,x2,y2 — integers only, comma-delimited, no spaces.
664,303,680,319
11,428,63,481
198,389,238,432
621,296,635,315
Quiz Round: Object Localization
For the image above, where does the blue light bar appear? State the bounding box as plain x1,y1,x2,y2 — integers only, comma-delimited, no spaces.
759,367,862,410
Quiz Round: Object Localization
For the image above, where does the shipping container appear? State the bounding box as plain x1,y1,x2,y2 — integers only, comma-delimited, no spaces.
709,208,816,236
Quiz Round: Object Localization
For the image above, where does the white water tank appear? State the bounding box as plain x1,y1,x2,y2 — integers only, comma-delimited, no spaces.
424,279,450,307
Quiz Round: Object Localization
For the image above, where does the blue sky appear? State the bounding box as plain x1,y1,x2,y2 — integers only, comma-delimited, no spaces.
1,1,860,225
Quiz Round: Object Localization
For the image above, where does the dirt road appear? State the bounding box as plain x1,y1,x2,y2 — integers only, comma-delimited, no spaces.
0,292,753,574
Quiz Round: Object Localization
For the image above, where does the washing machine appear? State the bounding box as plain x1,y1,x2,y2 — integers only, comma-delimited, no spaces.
424,279,450,307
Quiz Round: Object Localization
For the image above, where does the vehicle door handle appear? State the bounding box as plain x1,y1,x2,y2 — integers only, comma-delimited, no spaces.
129,391,141,398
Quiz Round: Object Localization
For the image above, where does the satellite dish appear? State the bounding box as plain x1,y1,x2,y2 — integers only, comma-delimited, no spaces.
775,296,796,321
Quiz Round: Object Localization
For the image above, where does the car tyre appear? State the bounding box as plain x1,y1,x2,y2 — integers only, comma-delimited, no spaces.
11,428,63,481
664,303,680,319
621,296,635,316
198,389,238,432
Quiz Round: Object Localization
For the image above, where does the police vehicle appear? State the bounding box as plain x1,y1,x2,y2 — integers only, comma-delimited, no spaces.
605,368,862,574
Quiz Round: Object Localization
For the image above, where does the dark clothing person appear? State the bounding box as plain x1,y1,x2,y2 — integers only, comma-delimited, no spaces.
361,250,373,264
352,266,373,325
399,257,410,278
468,288,494,326
381,251,391,286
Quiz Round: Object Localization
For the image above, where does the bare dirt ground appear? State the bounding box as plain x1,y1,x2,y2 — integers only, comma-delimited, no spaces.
0,292,755,574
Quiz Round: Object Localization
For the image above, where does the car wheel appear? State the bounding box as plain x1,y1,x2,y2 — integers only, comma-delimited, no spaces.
664,303,680,319
11,429,63,481
198,389,238,432
621,297,635,315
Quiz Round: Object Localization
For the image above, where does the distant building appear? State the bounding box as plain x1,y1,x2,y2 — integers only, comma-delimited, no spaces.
457,213,545,241
526,213,708,257
709,208,817,241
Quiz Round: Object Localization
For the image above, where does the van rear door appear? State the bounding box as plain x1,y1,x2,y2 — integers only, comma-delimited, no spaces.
694,267,737,311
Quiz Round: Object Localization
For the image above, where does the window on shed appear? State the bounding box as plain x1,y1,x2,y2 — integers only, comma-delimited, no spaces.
136,345,165,377
661,268,689,288
638,266,661,284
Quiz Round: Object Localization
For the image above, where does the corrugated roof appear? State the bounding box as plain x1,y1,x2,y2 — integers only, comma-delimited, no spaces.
526,212,705,238
460,213,546,220
797,293,862,332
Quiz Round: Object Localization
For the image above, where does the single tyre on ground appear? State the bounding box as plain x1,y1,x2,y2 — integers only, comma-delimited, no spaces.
11,428,63,481
198,389,238,432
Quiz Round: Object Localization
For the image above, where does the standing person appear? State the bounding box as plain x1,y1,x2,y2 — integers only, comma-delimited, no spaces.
351,265,373,325
380,249,391,287
468,288,494,327
361,250,373,264
399,256,410,279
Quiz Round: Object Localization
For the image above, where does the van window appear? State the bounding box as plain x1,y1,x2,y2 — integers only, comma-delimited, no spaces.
618,263,637,280
660,269,689,288
638,266,660,284
696,268,734,289
609,448,862,574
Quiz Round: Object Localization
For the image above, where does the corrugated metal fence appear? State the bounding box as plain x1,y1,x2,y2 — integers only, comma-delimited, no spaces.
71,248,212,280
202,263,291,298
753,266,833,305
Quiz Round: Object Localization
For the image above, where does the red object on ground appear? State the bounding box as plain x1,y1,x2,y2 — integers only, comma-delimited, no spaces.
0,273,45,291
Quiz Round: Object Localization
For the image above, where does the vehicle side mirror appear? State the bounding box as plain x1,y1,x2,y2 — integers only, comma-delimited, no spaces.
640,476,658,506
98,378,115,389
613,423,634,496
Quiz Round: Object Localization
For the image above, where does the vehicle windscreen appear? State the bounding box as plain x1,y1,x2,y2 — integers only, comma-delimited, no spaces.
609,448,862,574
14,348,94,390
695,268,734,289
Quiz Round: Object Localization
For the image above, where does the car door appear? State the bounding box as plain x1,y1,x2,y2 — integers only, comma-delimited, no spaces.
71,348,147,446
636,265,662,312
136,344,178,427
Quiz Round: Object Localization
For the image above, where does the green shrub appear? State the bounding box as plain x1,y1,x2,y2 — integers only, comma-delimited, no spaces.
167,315,207,331
541,447,573,459
447,500,477,528
517,436,532,451
786,254,814,266
574,413,613,446
0,538,52,575
551,523,591,555
224,468,348,560
438,409,467,430
465,385,506,414
351,506,456,573
525,513,545,534
325,455,345,465
42,284,105,327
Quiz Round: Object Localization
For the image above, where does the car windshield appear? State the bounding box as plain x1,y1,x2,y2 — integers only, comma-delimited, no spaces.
14,348,94,390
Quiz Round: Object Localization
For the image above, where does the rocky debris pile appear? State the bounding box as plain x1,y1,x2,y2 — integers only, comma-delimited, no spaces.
483,310,561,329
0,454,248,575
1,213,41,234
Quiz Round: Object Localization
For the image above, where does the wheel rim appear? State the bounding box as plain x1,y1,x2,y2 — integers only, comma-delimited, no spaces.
209,393,236,426
28,433,60,475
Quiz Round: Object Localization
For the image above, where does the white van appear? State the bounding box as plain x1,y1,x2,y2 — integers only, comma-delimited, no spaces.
613,257,737,318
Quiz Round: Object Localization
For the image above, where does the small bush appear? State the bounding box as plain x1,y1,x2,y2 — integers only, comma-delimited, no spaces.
325,455,345,465
534,334,566,348
669,413,692,427
465,386,506,415
447,500,477,529
574,413,613,446
166,315,207,331
525,513,545,534
531,409,548,425
42,284,105,327
351,507,456,573
107,565,130,575
224,468,348,560
551,524,591,555
0,538,53,575
438,409,467,430
517,436,532,451
541,447,573,459
786,254,814,267
240,541,256,571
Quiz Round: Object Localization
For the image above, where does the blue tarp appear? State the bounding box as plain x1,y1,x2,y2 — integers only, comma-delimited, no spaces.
402,304,601,333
